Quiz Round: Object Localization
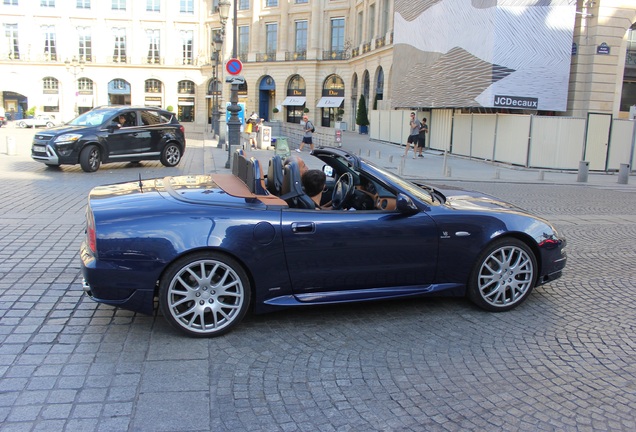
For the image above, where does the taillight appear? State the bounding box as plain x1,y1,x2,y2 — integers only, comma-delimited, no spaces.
86,208,97,254
179,125,184,134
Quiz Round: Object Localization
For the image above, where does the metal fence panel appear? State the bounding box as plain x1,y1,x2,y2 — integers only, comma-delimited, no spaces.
608,119,635,171
529,116,585,170
471,114,497,160
494,114,531,166
451,114,472,156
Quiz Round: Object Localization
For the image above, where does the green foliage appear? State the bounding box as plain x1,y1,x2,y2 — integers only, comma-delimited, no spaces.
166,105,174,112
272,107,279,113
25,107,36,117
303,107,310,113
356,95,369,126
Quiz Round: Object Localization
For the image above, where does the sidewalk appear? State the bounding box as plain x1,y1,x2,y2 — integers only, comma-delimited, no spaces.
198,129,636,191
1,125,633,190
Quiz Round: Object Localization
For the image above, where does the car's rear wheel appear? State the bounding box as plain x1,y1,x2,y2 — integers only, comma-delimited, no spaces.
79,145,101,172
468,238,537,311
159,252,251,337
160,143,182,167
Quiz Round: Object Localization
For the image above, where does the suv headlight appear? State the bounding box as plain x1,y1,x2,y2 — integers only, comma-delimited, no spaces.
54,134,82,144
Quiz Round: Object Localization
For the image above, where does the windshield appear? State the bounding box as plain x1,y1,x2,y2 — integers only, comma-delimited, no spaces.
68,109,119,127
361,159,435,204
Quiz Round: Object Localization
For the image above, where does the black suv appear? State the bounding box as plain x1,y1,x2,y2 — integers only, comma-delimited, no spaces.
31,106,186,172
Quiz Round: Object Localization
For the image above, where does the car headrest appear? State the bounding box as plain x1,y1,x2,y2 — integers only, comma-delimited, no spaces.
266,155,283,196
246,157,268,195
231,149,246,177
232,150,249,185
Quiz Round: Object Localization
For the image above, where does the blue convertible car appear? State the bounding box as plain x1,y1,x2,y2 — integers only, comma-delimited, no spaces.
81,148,566,337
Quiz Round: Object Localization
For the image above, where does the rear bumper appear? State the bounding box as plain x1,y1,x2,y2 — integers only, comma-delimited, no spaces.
80,241,157,315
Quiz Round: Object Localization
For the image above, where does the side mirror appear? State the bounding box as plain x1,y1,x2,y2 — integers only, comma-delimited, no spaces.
396,193,420,215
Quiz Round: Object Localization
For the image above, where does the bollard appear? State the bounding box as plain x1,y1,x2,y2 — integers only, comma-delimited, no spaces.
389,155,394,163
366,149,371,157
618,163,630,184
577,161,589,183
538,170,545,181
398,156,405,176
494,169,500,180
376,150,381,159
6,136,16,156
445,166,452,177
442,150,448,177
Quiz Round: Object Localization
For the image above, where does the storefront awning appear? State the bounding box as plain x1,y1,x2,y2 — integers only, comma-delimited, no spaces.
282,96,306,106
316,97,344,108
77,95,93,108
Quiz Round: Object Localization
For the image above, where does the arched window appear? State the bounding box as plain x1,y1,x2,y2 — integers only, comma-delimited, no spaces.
145,79,162,93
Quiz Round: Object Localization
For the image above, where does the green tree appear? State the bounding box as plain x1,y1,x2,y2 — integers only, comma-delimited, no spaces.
356,95,369,127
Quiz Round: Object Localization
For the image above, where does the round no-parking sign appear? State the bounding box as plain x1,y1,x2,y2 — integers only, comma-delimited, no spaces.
226,58,243,75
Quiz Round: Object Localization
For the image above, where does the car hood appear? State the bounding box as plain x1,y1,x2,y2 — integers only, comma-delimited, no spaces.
436,187,531,215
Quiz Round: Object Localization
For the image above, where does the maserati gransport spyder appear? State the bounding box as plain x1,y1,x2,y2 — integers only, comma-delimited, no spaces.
81,148,566,337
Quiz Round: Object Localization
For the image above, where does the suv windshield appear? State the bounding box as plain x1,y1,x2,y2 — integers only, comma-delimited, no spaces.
68,109,119,127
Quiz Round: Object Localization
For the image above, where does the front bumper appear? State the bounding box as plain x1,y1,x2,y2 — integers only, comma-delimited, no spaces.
31,143,60,164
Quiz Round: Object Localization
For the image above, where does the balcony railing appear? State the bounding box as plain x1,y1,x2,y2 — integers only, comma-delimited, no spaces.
351,47,359,58
627,49,636,66
322,50,348,60
256,52,276,62
285,51,307,61
375,36,385,49
362,43,371,54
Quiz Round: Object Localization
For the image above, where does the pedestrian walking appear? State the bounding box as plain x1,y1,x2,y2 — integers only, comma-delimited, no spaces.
297,114,315,153
403,112,420,159
416,117,428,158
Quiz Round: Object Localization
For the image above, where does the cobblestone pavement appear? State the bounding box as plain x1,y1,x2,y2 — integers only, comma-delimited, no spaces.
1,127,635,431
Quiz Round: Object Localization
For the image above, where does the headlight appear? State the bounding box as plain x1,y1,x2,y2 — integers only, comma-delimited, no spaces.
54,134,82,144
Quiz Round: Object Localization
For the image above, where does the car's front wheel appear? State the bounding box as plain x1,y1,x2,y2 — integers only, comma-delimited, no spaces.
159,252,251,337
468,238,537,312
18,121,27,128
79,144,101,172
45,122,54,128
160,143,182,167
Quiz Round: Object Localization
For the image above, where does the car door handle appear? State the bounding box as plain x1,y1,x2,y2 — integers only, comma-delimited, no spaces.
132,133,138,136
291,222,315,234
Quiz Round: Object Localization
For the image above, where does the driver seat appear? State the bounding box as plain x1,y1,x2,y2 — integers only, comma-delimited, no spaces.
280,162,315,209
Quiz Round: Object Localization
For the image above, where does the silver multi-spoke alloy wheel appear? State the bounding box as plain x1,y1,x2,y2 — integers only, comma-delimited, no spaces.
159,252,250,337
160,143,181,167
469,238,537,311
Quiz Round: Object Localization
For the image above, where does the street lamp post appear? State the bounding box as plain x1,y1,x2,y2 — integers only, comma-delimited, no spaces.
65,56,85,117
211,32,223,145
217,0,231,151
223,0,242,169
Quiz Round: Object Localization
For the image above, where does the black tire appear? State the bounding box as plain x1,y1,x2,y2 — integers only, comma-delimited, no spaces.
18,121,27,128
45,122,54,128
159,251,251,337
79,144,101,172
467,238,537,312
45,163,60,168
160,143,182,167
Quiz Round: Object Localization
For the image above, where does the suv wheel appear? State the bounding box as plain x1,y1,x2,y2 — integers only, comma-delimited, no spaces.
80,145,102,172
160,143,182,167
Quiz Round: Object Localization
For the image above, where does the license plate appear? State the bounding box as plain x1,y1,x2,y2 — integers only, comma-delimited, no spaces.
33,145,46,153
